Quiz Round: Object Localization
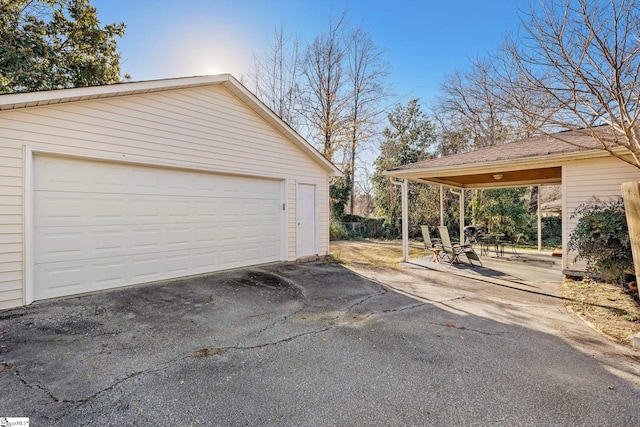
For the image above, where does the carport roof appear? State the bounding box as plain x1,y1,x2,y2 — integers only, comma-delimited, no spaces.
384,128,618,189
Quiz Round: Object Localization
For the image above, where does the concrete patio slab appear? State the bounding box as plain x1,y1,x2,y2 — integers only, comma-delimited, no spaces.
411,247,563,284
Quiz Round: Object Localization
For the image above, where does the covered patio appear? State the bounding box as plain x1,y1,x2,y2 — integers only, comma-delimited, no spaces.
383,129,640,277
411,246,563,284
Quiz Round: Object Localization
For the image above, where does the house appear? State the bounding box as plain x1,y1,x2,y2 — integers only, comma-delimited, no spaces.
0,74,342,309
383,128,640,276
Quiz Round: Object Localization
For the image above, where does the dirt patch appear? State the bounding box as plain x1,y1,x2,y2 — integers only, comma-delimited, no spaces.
559,280,640,347
232,271,303,297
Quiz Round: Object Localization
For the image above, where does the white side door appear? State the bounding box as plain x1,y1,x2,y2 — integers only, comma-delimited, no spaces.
296,183,317,258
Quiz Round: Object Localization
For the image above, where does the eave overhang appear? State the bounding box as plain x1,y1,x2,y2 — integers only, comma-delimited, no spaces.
383,148,619,189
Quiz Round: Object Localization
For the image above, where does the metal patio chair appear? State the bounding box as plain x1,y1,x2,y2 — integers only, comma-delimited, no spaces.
437,226,483,267
421,225,445,263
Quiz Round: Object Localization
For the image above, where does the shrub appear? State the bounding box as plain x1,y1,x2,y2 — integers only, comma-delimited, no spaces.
542,216,562,247
568,197,633,284
329,217,348,241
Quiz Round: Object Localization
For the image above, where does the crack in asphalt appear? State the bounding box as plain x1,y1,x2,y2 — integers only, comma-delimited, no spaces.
424,320,503,336
9,321,336,408
381,302,427,313
435,296,466,303
251,301,309,338
14,364,150,405
5,285,438,409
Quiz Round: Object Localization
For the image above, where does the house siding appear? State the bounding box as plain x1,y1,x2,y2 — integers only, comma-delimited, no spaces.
563,156,640,272
0,84,330,309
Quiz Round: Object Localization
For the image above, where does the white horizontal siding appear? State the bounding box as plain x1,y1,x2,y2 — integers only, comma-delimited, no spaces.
0,290,22,310
0,84,331,309
2,88,325,179
0,144,23,308
563,157,640,272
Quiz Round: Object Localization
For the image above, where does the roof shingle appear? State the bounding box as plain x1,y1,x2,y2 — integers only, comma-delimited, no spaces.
391,128,607,171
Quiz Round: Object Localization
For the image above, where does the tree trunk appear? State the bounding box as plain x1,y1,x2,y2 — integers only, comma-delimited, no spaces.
622,182,640,291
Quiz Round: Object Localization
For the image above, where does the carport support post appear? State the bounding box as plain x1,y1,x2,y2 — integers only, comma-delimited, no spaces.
622,182,640,294
538,185,542,251
440,185,444,226
402,179,409,262
459,189,465,242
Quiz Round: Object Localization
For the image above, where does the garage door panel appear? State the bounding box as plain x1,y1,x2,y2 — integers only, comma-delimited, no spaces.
166,254,190,274
34,157,86,192
243,225,260,239
166,200,190,218
263,225,281,239
34,193,84,225
262,243,280,259
94,197,128,220
194,201,218,218
36,261,86,296
195,249,220,270
37,242,283,300
132,228,162,249
33,156,284,300
34,229,85,260
93,260,127,285
36,192,281,227
243,248,260,263
36,222,281,263
132,258,162,280
167,227,191,246
221,249,241,266
93,165,125,190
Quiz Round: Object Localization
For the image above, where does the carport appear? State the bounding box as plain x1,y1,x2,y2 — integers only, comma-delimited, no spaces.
382,129,640,276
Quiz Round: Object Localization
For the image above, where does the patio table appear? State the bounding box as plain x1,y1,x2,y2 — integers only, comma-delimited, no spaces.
479,233,505,257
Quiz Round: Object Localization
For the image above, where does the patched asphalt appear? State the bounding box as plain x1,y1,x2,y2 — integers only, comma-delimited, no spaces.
0,261,639,426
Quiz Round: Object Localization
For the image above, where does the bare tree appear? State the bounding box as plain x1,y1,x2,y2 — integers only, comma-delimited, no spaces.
433,57,533,155
499,0,640,169
247,24,302,130
344,27,389,214
353,166,377,217
301,11,351,162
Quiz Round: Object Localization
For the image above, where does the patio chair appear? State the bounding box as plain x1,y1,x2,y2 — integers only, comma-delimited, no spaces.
508,233,524,257
437,226,483,267
421,225,445,263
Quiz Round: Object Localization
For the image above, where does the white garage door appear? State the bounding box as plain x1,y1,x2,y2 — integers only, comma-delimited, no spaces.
33,155,284,300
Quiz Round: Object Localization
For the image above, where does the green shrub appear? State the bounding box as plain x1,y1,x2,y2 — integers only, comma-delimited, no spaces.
568,197,633,284
329,217,348,241
542,216,562,247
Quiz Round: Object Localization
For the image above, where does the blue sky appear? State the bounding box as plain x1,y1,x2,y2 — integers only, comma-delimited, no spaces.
92,0,531,105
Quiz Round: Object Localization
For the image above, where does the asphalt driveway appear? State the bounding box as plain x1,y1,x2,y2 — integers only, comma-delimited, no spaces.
1,261,639,426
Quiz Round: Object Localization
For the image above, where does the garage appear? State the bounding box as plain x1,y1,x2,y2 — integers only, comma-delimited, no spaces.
0,74,341,308
32,155,284,300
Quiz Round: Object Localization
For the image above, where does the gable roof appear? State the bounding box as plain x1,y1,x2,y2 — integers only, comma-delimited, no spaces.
385,128,623,188
0,74,342,177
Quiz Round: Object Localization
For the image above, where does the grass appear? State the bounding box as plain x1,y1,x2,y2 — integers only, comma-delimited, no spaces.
559,280,640,346
330,239,425,269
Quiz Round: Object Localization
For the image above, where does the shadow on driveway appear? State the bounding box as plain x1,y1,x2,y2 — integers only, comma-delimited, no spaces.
1,262,639,426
